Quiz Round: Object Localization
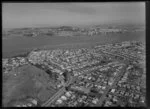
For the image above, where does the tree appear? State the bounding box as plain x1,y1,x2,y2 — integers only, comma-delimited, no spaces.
63,70,71,82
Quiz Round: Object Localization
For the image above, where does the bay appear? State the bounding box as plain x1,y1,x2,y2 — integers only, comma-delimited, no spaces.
2,31,145,58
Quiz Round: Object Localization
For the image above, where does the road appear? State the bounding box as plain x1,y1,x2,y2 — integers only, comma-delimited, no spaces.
95,64,128,106
97,45,143,60
42,87,66,107
42,48,139,107
100,49,141,61
42,73,78,106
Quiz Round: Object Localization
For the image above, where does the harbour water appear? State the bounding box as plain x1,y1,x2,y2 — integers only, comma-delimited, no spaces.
2,31,145,58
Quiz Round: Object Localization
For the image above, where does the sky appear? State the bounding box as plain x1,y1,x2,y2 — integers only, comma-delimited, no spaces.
3,2,145,28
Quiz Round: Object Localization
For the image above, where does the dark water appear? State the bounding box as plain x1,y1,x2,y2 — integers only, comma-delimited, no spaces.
3,31,145,58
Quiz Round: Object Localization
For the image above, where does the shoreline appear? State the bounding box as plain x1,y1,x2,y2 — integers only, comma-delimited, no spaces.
2,40,145,59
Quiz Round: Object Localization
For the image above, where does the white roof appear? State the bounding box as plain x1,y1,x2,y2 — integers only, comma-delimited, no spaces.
16,105,21,107
27,103,32,107
102,86,106,90
31,99,37,105
66,92,71,97
111,89,115,93
56,99,62,104
92,100,98,104
22,105,27,107
61,96,67,100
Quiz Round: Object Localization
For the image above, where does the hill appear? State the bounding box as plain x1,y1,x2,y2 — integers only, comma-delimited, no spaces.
3,65,56,107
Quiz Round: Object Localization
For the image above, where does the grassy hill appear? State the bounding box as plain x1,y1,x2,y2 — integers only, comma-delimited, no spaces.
3,65,57,107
